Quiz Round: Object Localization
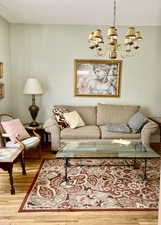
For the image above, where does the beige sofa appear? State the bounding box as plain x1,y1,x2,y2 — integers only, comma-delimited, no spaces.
44,103,159,151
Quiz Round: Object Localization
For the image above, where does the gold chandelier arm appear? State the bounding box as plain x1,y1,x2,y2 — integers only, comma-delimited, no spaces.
96,47,106,56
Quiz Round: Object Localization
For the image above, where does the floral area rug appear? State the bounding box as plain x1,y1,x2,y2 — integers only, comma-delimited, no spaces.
19,159,160,212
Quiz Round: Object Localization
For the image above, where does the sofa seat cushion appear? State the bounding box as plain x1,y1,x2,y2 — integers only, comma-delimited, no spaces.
100,126,140,139
61,125,100,139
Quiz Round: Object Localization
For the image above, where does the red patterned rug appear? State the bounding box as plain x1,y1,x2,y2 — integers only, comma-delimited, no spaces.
19,159,160,212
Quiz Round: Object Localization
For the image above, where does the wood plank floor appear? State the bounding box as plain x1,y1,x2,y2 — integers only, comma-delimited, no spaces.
0,144,159,225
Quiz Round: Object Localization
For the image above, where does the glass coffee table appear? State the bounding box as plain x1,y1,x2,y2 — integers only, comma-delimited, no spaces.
56,140,160,182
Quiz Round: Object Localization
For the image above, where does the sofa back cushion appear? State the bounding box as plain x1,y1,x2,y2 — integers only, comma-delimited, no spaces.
55,105,96,125
97,103,140,125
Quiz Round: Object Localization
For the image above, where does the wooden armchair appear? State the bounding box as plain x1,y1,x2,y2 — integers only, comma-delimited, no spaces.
0,114,41,158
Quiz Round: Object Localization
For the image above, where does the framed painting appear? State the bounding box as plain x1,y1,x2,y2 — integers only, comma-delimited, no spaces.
0,83,4,99
0,63,3,78
74,59,122,97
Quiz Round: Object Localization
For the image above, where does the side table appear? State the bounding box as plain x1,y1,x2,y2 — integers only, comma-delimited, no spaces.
0,146,26,194
24,123,48,146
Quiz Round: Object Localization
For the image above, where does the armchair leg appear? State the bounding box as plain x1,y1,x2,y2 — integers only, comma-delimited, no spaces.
20,151,26,175
8,165,15,195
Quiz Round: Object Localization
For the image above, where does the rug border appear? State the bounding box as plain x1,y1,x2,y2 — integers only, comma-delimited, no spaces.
18,158,159,213
18,158,46,213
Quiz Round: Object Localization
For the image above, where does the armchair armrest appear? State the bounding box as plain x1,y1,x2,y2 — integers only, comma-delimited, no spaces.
2,133,21,141
2,133,25,148
43,116,60,151
141,120,159,146
2,133,15,137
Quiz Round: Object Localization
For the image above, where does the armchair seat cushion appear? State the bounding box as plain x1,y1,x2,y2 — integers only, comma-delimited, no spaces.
6,137,40,149
100,126,141,139
61,125,100,139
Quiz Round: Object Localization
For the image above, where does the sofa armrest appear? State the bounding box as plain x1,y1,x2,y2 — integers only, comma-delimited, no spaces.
43,116,60,151
141,120,159,146
43,116,58,129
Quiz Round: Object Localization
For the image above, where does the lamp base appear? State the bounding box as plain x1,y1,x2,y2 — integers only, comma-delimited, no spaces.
29,121,39,127
28,95,40,127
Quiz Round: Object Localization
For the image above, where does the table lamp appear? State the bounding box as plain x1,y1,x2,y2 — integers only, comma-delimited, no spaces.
24,78,44,127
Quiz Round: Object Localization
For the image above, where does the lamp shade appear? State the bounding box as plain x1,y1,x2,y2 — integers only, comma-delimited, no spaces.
24,78,44,95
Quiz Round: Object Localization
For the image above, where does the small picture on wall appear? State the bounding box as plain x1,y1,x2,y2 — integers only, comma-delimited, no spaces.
0,63,3,79
0,83,4,99
74,59,122,97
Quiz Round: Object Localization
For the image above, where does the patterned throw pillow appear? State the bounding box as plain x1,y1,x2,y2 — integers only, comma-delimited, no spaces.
52,106,69,130
64,111,85,129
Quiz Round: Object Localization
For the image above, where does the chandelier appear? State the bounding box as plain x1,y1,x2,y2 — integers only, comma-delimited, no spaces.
88,0,143,59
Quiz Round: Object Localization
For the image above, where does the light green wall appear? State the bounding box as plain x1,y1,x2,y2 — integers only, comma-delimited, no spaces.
9,24,161,123
0,16,11,113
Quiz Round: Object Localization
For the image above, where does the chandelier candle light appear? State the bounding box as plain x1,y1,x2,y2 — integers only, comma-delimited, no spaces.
88,0,143,59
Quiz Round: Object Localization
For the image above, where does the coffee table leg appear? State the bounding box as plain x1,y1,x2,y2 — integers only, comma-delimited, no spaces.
133,159,140,169
133,158,137,168
64,158,68,182
144,159,147,180
8,165,15,195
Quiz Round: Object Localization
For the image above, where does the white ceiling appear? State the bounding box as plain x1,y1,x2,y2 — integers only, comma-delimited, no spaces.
0,0,161,25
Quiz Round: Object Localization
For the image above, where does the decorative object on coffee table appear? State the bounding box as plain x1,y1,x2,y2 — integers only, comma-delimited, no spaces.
0,83,4,99
24,78,44,127
74,59,122,97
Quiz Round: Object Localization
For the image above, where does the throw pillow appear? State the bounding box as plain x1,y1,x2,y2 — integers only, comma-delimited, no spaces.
128,112,148,133
63,111,85,129
106,123,131,133
1,119,30,143
52,106,69,130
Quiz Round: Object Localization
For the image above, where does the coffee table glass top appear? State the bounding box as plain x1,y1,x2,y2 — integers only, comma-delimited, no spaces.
56,140,160,159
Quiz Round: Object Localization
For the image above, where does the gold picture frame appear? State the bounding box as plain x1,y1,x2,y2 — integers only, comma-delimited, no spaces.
74,59,122,97
0,83,4,99
0,63,3,78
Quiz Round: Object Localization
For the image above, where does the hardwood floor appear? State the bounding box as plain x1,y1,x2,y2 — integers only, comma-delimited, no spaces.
0,144,159,225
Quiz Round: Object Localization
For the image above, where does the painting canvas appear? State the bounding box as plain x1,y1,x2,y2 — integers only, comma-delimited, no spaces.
74,60,122,97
